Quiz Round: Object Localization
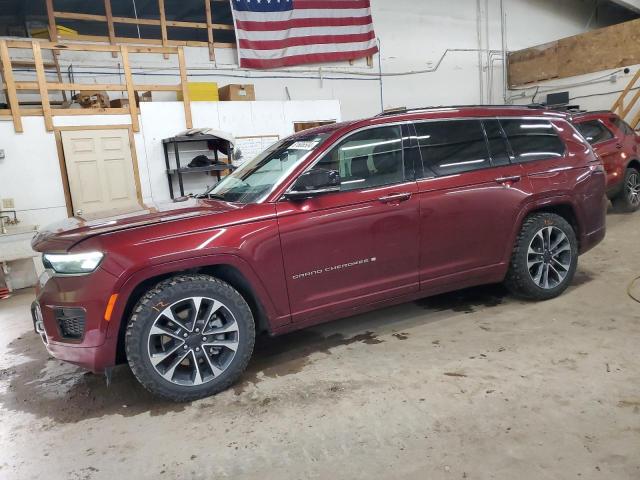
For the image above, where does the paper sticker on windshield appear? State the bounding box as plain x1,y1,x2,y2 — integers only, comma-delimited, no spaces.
289,141,319,150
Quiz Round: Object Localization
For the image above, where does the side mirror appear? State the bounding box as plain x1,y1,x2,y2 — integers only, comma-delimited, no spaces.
284,169,341,200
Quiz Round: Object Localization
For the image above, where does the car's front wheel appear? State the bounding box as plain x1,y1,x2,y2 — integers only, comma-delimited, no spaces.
613,167,640,213
505,213,578,301
125,274,255,401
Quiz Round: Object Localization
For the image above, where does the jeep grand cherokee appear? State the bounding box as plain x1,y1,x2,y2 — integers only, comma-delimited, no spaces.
31,106,607,401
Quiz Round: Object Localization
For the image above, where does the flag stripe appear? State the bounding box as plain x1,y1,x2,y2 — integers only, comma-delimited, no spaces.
235,24,374,41
238,31,375,50
240,38,377,60
232,7,371,22
294,0,372,9
235,15,373,32
239,46,379,69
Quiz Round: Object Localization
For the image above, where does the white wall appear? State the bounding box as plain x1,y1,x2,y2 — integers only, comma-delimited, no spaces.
0,100,340,229
139,100,341,202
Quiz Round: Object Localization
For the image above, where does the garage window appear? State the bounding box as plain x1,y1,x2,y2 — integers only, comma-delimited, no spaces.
500,119,566,163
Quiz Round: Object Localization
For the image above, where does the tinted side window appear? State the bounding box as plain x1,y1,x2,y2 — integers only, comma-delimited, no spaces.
575,120,614,144
612,117,634,136
414,120,491,176
482,119,511,166
500,119,565,163
315,125,404,191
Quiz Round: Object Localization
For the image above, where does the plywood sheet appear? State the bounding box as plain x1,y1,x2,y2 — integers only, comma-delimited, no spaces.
508,41,559,86
508,18,640,87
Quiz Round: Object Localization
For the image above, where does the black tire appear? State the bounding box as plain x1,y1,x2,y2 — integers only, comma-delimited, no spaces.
125,274,255,402
504,213,578,301
612,167,640,213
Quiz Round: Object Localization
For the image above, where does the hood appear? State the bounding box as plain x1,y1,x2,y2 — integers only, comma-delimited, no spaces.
31,197,240,253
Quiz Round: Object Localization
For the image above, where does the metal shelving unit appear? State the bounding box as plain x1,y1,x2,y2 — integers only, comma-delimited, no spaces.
162,133,235,199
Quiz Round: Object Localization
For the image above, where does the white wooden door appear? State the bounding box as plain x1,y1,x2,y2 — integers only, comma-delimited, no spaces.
61,129,139,216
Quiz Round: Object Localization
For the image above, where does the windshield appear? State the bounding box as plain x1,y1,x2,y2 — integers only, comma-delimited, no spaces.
205,133,330,203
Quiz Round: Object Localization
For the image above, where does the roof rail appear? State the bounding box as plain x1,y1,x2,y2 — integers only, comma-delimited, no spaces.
376,104,546,117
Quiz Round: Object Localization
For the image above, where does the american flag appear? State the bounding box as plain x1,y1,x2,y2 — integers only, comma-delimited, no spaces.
230,0,378,69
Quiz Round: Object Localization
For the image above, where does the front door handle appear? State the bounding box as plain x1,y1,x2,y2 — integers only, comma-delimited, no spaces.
495,175,521,185
616,144,623,149
378,192,412,203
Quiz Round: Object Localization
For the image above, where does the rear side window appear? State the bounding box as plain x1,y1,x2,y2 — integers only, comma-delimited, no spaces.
500,119,565,163
414,120,491,176
612,117,635,136
575,120,614,144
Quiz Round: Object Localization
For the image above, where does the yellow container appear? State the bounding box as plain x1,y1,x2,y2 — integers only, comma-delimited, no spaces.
32,25,78,39
178,82,219,101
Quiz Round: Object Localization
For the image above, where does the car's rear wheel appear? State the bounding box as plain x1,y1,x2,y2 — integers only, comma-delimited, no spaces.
505,213,578,300
125,274,255,401
613,167,640,213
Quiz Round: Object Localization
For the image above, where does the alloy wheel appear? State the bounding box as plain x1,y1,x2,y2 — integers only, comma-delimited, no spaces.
626,171,640,208
146,296,239,386
527,226,572,289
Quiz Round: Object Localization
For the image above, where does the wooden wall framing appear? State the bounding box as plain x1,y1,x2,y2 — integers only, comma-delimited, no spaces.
507,18,640,88
0,39,194,133
47,0,234,61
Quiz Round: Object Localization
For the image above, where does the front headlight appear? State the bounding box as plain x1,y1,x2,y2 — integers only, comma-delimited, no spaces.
43,251,104,274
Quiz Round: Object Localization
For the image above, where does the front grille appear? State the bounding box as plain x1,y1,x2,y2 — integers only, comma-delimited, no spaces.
54,307,86,340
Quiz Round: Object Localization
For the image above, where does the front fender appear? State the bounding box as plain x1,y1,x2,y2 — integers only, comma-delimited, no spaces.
106,253,290,343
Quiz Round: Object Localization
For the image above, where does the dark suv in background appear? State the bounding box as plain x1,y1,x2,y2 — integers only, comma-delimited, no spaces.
573,111,640,211
31,106,607,401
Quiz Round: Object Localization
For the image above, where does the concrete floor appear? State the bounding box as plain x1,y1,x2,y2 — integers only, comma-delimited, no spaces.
1,213,640,480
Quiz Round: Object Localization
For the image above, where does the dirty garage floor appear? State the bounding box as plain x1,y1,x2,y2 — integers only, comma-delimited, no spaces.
1,213,640,480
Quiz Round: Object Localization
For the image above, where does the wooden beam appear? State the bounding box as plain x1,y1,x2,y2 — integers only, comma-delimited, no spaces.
630,108,640,129
612,68,640,113
103,0,118,57
45,0,57,42
0,40,23,133
621,85,640,119
120,46,140,132
54,11,105,22
204,0,216,63
53,10,233,30
178,48,193,129
158,0,169,59
7,35,234,50
6,81,181,92
32,41,53,131
10,59,57,68
6,39,181,54
0,107,133,118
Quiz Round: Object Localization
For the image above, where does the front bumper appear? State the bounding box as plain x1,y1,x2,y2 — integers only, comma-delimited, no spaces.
31,267,120,373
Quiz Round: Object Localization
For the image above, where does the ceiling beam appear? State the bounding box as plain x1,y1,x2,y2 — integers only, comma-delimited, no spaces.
610,0,640,13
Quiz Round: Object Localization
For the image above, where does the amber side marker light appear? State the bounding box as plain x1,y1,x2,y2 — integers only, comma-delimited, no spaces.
104,294,118,322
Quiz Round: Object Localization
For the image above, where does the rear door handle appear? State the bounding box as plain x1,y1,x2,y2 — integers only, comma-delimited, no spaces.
495,175,521,185
378,192,412,203
616,144,623,149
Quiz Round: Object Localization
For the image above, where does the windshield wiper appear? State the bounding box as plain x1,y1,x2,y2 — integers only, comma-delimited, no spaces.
206,193,227,201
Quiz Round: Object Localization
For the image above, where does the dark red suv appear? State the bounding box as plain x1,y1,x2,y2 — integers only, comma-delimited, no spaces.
31,106,607,401
572,111,640,212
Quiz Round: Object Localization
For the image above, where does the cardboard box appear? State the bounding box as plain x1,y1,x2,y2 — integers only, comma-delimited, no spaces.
110,98,130,108
218,84,255,101
178,82,219,101
109,91,151,108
